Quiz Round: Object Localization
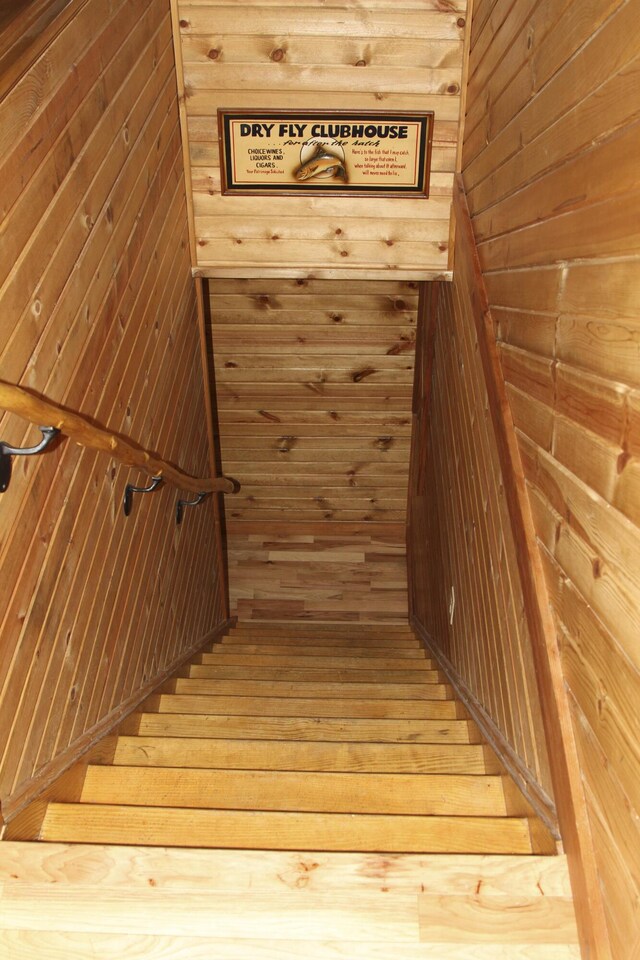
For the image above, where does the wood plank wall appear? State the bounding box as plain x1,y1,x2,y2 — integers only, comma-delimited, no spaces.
462,0,640,956
171,0,469,280
0,0,226,818
210,278,414,621
407,257,554,819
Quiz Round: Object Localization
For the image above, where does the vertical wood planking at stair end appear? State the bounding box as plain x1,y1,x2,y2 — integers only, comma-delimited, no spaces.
209,278,415,621
0,0,226,820
462,1,640,956
170,0,471,279
407,229,554,823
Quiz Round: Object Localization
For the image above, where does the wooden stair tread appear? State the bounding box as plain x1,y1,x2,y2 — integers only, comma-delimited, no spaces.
218,638,423,650
0,844,579,957
231,623,415,635
40,804,542,854
11,620,561,870
129,710,486,741
81,767,510,816
198,653,432,671
113,736,498,772
213,644,427,658
0,844,576,893
141,712,476,743
153,694,460,718
169,679,453,701
188,665,442,683
227,634,419,645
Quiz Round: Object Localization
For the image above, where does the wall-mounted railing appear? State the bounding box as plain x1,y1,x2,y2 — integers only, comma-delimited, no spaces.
0,381,238,516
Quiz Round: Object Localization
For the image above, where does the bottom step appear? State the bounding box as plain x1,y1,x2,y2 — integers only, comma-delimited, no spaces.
0,843,580,959
39,804,552,854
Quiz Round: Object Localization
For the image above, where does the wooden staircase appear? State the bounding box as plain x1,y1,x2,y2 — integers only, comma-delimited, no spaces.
1,621,580,957
34,621,554,853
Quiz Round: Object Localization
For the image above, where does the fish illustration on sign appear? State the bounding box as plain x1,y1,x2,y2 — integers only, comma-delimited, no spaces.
294,141,348,183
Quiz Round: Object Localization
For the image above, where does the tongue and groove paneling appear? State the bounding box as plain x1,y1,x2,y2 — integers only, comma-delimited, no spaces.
170,0,469,279
0,0,226,817
210,277,415,621
462,1,640,956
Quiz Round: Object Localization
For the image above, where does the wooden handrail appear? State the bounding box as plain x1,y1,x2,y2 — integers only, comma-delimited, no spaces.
0,380,236,495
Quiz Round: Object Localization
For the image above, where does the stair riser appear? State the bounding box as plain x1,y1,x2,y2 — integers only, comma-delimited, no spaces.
40,805,537,854
202,655,432,671
154,695,459,718
80,768,509,816
188,666,442,684
112,737,496,773
215,643,426,657
168,680,453,701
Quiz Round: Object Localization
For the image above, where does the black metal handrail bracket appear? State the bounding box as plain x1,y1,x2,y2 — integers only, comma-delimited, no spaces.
123,475,163,517
0,425,59,493
175,491,208,525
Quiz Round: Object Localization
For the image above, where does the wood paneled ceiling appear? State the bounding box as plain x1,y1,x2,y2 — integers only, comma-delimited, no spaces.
171,1,469,280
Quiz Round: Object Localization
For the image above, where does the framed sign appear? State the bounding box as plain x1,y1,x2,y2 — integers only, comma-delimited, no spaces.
218,110,434,198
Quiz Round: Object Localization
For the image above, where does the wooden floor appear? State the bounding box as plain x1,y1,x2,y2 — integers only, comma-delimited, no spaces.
0,621,580,956
0,844,579,958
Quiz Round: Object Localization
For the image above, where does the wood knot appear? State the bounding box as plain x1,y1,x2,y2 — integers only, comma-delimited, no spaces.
447,83,460,95
617,450,631,473
592,558,603,579
457,17,466,27
352,366,376,383
340,250,349,257
271,48,285,62
355,59,367,67
179,19,189,28
224,361,238,368
330,313,343,323
259,409,281,423
207,48,220,60
278,435,296,454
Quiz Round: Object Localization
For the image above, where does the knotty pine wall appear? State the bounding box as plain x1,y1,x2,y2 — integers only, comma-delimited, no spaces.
462,0,640,955
0,0,226,817
172,0,469,280
210,278,414,621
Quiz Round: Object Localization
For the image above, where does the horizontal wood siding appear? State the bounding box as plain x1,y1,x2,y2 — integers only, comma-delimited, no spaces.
0,0,225,817
171,0,470,279
463,1,640,956
210,278,413,621
227,522,407,623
